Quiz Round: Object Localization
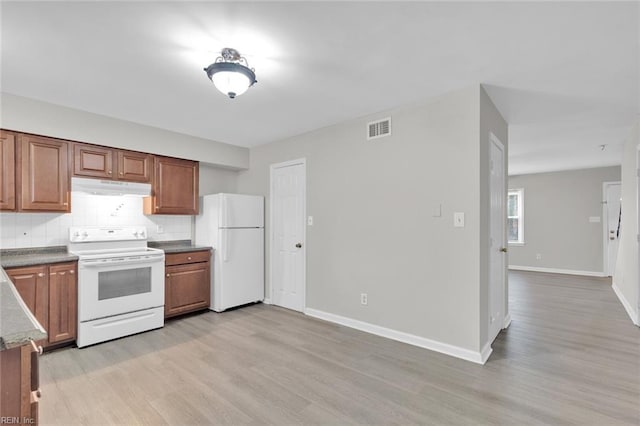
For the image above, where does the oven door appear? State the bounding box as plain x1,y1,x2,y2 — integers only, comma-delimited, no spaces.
78,255,164,322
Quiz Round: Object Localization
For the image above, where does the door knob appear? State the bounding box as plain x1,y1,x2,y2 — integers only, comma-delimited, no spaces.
500,247,508,253
295,243,302,248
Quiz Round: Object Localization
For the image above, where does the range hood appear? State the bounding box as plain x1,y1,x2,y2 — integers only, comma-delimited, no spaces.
71,177,151,196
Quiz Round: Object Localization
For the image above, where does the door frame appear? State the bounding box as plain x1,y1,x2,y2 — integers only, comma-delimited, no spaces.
268,158,307,312
489,132,508,337
602,181,622,277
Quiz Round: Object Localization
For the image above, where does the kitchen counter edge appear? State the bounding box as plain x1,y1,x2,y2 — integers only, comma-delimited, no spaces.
148,241,213,254
0,246,79,268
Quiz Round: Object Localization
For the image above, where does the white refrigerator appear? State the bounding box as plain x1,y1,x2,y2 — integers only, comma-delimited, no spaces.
195,193,264,312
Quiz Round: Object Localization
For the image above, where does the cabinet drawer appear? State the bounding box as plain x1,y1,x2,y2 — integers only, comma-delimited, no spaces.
165,250,211,266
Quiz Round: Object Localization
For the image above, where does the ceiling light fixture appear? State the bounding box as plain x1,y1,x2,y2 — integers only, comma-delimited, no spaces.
204,48,257,99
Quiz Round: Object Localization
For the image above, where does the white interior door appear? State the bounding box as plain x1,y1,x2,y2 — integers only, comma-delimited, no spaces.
489,134,506,343
604,182,621,276
271,159,306,312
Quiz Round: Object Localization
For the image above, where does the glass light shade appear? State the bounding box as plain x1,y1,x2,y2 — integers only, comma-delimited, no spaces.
211,71,251,98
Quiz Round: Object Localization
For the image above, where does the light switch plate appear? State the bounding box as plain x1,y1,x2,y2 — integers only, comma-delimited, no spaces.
589,216,601,223
307,216,314,226
454,212,465,227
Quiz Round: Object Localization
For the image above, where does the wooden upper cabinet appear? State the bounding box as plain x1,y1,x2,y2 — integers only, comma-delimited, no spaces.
18,134,70,212
146,156,198,215
0,130,16,210
73,143,152,183
73,143,114,179
117,150,152,183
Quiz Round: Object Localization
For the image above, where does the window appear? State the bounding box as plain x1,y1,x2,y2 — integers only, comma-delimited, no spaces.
508,189,524,244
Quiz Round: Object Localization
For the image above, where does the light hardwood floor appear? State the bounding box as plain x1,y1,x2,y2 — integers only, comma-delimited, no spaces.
40,271,639,425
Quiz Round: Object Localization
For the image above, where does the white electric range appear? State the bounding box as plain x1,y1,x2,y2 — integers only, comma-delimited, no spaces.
68,226,165,348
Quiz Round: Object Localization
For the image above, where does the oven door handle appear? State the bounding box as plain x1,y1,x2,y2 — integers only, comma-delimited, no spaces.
79,257,164,268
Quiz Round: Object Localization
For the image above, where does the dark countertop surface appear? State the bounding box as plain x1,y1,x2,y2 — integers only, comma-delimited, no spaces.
148,240,213,254
0,246,79,269
0,266,47,351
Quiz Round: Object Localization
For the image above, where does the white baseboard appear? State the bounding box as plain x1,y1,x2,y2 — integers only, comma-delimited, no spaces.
502,313,512,329
479,342,493,364
509,265,605,277
304,308,490,365
612,283,640,326
262,298,272,305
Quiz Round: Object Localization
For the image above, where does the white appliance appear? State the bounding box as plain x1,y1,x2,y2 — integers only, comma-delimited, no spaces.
71,176,151,196
68,226,165,348
195,193,264,312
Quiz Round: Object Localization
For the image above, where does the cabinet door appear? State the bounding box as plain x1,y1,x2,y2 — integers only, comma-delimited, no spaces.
48,263,77,344
0,130,16,210
5,266,49,344
73,143,114,179
165,262,210,318
18,135,70,212
117,150,152,182
152,156,199,215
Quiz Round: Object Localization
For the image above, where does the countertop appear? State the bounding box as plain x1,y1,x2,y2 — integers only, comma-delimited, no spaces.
148,240,213,254
0,266,47,351
0,246,79,268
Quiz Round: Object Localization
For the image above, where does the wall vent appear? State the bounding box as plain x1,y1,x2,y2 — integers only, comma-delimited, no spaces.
367,117,391,140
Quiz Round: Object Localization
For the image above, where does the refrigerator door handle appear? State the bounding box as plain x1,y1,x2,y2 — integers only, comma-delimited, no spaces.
222,228,229,262
221,194,228,228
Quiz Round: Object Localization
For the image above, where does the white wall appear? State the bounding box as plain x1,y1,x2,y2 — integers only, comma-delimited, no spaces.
237,85,507,360
613,120,639,325
0,93,249,169
508,166,622,274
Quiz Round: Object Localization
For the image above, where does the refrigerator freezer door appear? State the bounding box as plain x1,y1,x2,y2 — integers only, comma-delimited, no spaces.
214,228,264,311
220,193,264,228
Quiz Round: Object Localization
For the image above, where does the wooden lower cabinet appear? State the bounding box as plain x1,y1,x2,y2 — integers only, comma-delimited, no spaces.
164,250,211,318
48,263,77,344
5,262,77,347
0,342,40,425
5,266,48,347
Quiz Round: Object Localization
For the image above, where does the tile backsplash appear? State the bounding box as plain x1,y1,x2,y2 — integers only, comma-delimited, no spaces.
0,193,192,249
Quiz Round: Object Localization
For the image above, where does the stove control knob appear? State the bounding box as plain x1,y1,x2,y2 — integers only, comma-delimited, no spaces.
73,231,80,239
139,231,146,238
82,232,88,238
133,231,139,238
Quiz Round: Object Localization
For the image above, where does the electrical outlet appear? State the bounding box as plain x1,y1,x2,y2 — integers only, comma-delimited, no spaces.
360,293,368,305
307,216,314,226
536,253,542,260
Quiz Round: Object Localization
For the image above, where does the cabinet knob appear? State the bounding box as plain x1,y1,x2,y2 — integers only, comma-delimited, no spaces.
119,172,124,175
30,340,43,355
37,273,44,277
155,206,159,211
63,202,68,206
70,270,75,274
166,274,170,277
30,389,42,403
108,170,112,174
187,256,192,260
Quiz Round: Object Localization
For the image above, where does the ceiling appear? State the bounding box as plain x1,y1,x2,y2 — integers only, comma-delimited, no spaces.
1,1,638,175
